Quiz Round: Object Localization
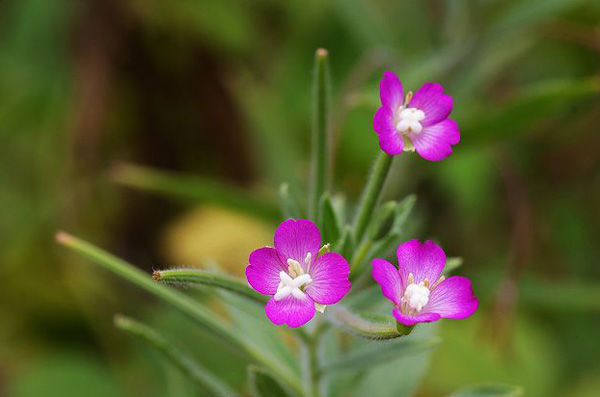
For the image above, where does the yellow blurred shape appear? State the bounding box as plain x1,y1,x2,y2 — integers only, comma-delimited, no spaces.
162,206,274,276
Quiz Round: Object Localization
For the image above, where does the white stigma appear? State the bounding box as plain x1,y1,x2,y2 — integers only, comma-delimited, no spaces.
396,107,425,134
274,271,312,301
275,252,313,301
403,281,430,312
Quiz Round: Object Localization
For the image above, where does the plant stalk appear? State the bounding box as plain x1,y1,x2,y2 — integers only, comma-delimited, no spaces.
352,152,393,245
300,335,322,397
309,48,331,220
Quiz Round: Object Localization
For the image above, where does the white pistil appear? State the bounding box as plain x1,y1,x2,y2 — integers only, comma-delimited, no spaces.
396,107,425,134
277,252,314,301
403,282,430,312
274,271,312,301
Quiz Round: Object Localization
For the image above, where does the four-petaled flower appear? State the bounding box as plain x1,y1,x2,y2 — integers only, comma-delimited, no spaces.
246,219,351,328
373,70,460,161
372,239,478,326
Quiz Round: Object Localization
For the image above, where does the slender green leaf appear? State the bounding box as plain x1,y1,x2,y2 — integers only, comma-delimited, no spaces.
449,383,524,397
153,268,268,305
248,366,298,397
114,315,238,397
369,194,416,258
319,337,439,375
55,232,302,395
318,193,342,244
110,162,279,221
334,225,354,259
366,200,396,241
278,183,303,220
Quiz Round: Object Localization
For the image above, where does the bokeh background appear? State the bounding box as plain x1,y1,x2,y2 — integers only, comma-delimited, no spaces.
1,0,599,396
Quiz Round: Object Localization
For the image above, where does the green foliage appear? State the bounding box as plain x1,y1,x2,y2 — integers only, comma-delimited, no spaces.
449,383,524,397
114,315,238,397
318,193,343,244
4,0,600,395
7,354,124,397
248,366,297,397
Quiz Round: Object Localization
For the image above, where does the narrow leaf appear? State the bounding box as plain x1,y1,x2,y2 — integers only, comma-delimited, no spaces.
110,162,279,221
114,315,238,397
248,366,298,397
449,383,524,397
369,194,416,258
366,200,396,241
55,231,302,395
153,268,268,305
319,337,439,375
318,193,342,244
335,225,354,259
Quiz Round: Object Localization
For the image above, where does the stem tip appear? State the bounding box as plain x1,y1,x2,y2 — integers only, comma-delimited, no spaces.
316,48,328,58
55,231,72,244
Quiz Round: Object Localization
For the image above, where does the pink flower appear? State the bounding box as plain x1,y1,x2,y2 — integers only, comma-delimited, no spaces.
372,239,478,326
373,71,460,161
246,219,351,328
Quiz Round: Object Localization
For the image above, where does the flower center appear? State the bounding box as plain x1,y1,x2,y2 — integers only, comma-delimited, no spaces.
396,107,425,135
403,282,430,312
274,252,313,301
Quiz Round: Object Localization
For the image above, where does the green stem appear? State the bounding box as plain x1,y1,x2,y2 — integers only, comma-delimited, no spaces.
349,240,373,280
309,48,331,219
153,268,268,305
325,306,410,340
300,336,322,397
352,152,393,245
114,315,238,397
55,231,302,395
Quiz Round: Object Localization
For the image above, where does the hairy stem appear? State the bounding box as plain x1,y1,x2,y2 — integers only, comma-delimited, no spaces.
352,152,393,246
153,268,268,304
309,48,331,219
300,335,322,397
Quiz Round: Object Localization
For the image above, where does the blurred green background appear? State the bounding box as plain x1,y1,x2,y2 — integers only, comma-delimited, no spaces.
1,0,599,396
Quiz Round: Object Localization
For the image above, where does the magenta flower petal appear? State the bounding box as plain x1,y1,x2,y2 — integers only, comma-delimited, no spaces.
247,219,351,328
265,295,315,328
305,252,351,305
246,247,286,295
410,119,460,162
425,276,478,320
380,70,404,110
374,107,404,155
397,239,446,286
372,259,403,306
274,219,321,266
392,309,441,326
409,82,452,126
